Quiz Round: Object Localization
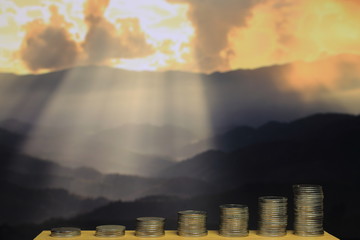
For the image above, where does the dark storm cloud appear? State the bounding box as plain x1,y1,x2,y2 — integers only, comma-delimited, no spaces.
19,5,79,72
168,0,265,72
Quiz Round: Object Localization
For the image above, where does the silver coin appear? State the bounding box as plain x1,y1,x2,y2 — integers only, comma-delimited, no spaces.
95,225,125,237
177,210,207,237
293,184,324,236
257,196,287,237
219,204,249,237
135,217,165,237
50,227,81,238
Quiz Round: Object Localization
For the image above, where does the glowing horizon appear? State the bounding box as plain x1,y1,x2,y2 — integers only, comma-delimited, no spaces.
1,0,360,75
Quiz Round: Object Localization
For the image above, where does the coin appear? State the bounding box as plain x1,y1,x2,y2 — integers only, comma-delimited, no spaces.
219,204,249,237
50,227,81,238
177,210,207,237
135,217,165,237
257,196,287,237
95,225,126,237
293,184,324,236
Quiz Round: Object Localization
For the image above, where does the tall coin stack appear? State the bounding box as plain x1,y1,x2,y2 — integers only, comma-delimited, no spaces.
50,227,81,237
257,196,288,237
135,217,165,237
95,225,126,237
177,210,207,237
293,184,324,236
219,204,249,237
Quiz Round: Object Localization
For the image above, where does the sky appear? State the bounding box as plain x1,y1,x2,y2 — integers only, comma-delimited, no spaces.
1,0,360,75
1,0,360,174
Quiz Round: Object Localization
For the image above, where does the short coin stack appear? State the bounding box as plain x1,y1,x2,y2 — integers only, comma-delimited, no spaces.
50,227,81,238
135,217,165,237
257,196,288,237
95,225,126,237
293,184,324,236
219,204,249,237
177,210,207,237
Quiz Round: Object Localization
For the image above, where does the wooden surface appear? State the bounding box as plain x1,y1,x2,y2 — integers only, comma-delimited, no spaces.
34,230,339,240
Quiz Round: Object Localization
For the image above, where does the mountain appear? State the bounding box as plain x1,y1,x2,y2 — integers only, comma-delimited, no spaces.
157,150,228,181
0,128,221,201
0,180,108,225
0,119,178,176
3,112,359,201
0,57,354,140
2,153,221,201
1,55,359,169
46,182,358,240
181,113,356,156
1,113,359,240
41,113,360,240
159,113,360,186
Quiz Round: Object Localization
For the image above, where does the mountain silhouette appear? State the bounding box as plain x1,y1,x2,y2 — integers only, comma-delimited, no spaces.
0,58,353,155
181,113,356,156
0,180,108,225
1,113,359,240
45,113,360,240
1,55,360,240
1,128,223,201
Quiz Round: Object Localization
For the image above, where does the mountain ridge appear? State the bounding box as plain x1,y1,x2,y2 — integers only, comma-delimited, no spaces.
180,112,358,156
2,52,359,77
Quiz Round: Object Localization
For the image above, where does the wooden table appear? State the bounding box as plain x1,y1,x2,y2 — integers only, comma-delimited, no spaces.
34,230,339,240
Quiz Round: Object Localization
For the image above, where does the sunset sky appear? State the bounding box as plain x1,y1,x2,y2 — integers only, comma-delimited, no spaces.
1,0,360,75
1,0,360,175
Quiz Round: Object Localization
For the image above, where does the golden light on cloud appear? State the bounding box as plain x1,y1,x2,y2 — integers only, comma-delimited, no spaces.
226,0,360,70
0,0,194,73
1,0,360,75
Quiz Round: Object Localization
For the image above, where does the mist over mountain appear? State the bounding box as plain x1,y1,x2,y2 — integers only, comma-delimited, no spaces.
41,113,360,240
1,113,359,240
0,119,178,175
0,180,108,225
1,150,220,201
1,56,358,174
0,63,343,134
1,57,360,240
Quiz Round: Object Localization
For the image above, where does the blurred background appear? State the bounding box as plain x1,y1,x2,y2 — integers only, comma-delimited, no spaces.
0,0,360,239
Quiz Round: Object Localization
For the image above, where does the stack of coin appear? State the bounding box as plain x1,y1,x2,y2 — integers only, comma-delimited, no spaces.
177,210,207,237
95,225,126,237
135,217,165,237
50,227,81,237
293,184,324,236
219,204,249,237
257,196,288,237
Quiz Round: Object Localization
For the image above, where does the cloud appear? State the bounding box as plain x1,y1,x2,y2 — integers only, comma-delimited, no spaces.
13,0,360,74
226,0,360,69
167,0,360,74
83,0,154,64
168,0,265,72
18,0,154,71
19,5,79,72
282,54,360,94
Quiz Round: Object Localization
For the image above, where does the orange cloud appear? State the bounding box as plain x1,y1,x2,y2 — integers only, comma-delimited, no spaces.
281,54,360,100
84,0,110,22
19,5,79,72
226,0,360,69
5,0,360,75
